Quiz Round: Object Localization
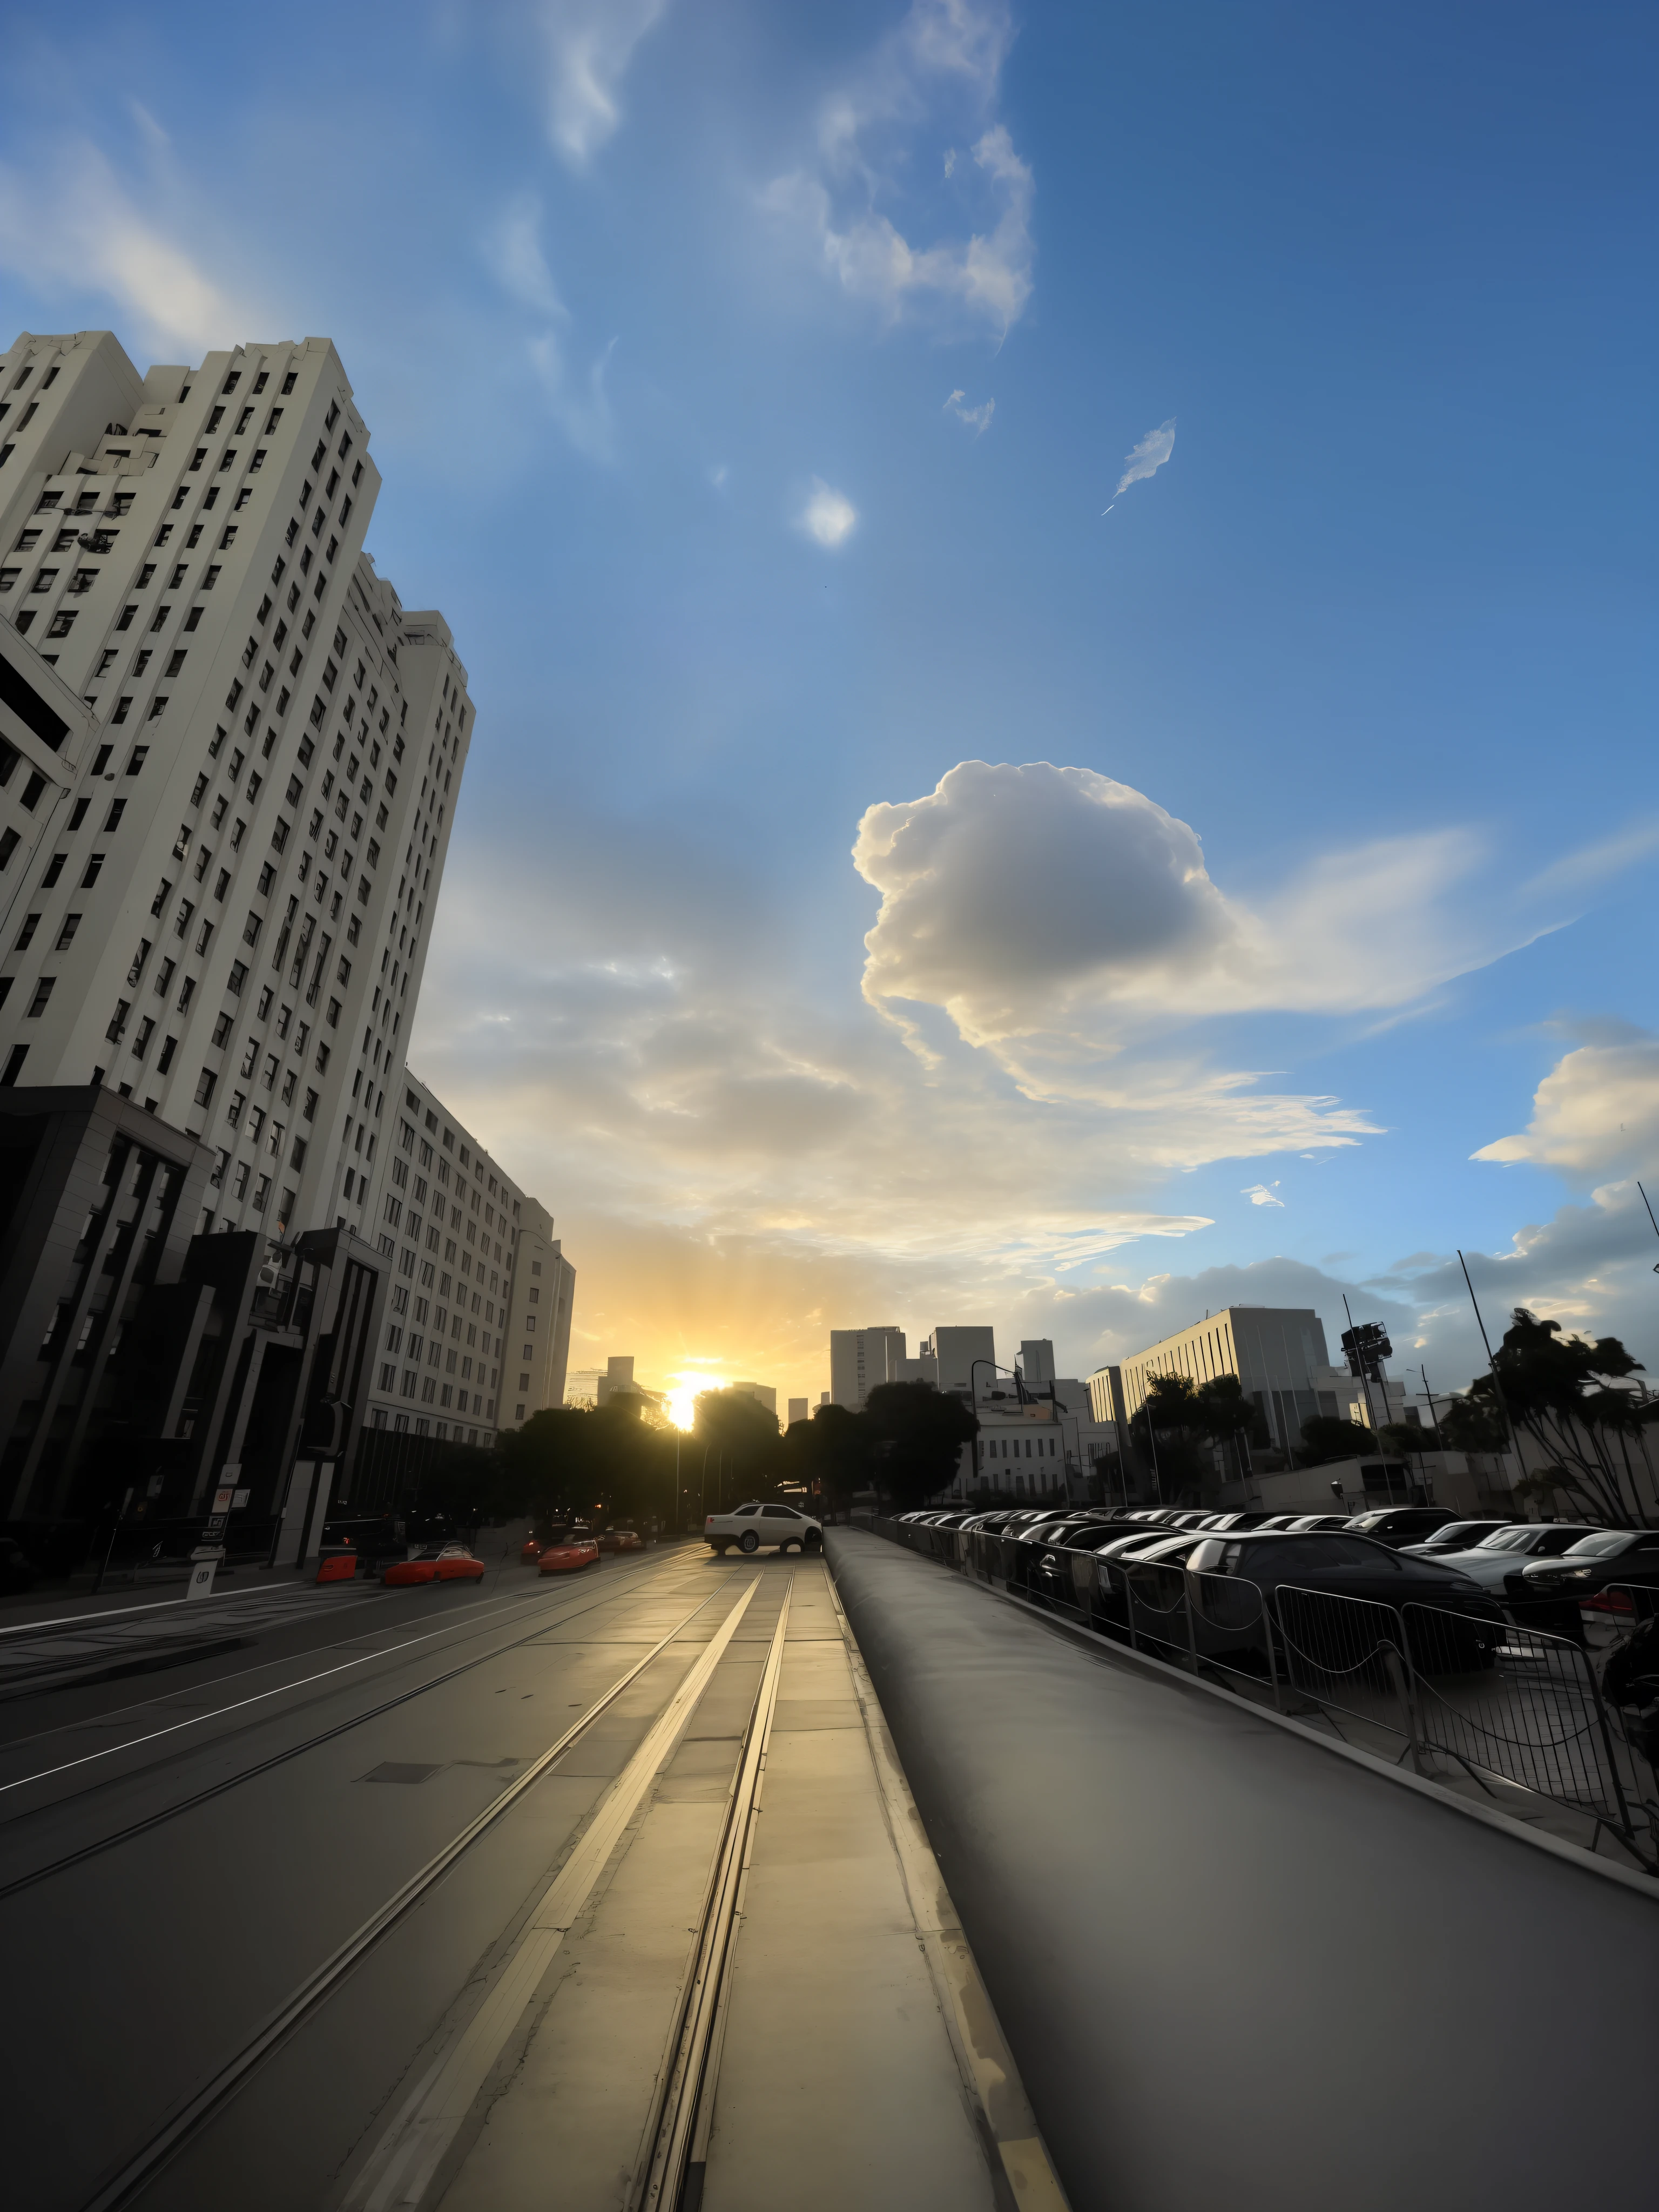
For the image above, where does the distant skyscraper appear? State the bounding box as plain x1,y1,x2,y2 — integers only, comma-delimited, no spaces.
729,1380,777,1418
787,1397,808,1426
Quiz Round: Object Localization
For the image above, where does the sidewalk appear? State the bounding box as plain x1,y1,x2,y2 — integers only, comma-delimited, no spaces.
407,1559,1034,2212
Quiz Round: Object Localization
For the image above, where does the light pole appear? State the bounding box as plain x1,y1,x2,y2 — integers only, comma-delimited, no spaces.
969,1358,1022,1498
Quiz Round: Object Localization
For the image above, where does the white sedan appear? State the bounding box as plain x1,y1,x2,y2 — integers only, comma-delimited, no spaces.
705,1502,824,1555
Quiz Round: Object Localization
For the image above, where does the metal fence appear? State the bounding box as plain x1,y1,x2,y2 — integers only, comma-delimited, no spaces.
874,1516,1659,1872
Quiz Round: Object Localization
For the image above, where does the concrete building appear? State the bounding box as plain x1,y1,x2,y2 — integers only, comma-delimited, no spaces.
729,1380,777,1418
920,1326,996,1403
595,1355,661,1413
503,1196,575,1432
1100,1307,1366,1459
828,1326,907,1411
787,1397,808,1427
360,1067,572,1448
0,327,476,1548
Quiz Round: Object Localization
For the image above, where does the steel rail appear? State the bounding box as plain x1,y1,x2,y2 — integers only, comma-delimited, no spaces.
76,1572,740,2212
0,1549,709,1902
636,1575,793,2212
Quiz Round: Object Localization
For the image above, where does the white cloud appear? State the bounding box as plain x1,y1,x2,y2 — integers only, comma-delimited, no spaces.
534,0,671,168
529,328,615,461
797,477,858,548
1520,819,1659,900
1115,417,1176,498
1474,1029,1659,1178
945,388,994,434
854,761,1545,1063
763,3,1034,339
1243,1183,1285,1207
0,141,253,356
483,194,567,319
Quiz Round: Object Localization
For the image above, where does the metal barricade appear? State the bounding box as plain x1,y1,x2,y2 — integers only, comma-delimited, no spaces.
1271,1584,1417,1744
1401,1602,1635,1847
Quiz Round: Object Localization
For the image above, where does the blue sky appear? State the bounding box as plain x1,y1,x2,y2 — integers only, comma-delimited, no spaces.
2,1,1655,1409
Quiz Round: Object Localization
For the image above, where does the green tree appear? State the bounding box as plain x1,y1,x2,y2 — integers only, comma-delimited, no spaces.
863,1380,978,1511
1128,1374,1213,1502
781,1401,870,1519
1476,1309,1656,1527
1297,1415,1376,1466
1195,1374,1261,1478
692,1388,783,1510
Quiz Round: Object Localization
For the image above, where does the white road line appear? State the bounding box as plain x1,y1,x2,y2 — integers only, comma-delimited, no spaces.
0,1555,707,1799
341,1576,764,2212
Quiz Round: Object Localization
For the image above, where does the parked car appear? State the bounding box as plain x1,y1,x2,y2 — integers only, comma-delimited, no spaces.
382,1542,486,1587
537,1529,601,1574
706,1501,824,1554
1426,1523,1602,1594
1341,1506,1460,1548
1201,1512,1278,1533
1028,1522,1136,1610
1515,1528,1659,1608
1180,1530,1505,1671
1284,1514,1355,1532
597,1526,643,1553
1399,1519,1516,1556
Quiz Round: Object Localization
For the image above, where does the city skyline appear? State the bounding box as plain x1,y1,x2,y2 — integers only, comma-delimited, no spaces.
1,2,1653,1419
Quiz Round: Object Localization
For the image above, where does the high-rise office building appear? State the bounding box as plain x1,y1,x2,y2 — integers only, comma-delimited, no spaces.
502,1196,575,1433
0,330,468,1232
362,1067,574,1448
0,327,481,1548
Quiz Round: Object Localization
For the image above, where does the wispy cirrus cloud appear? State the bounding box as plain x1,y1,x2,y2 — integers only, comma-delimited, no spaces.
1115,417,1176,497
763,1,1034,340
945,388,995,434
0,140,256,356
531,0,671,169
484,193,615,459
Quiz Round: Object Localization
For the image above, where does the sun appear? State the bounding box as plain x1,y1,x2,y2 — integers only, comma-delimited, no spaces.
666,1372,725,1431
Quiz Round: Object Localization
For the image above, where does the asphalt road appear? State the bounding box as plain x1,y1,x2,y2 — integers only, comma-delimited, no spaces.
827,1526,1659,2212
0,1541,742,2212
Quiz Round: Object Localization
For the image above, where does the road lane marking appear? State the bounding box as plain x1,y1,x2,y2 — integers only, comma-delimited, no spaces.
340,1575,764,2212
0,1553,705,1802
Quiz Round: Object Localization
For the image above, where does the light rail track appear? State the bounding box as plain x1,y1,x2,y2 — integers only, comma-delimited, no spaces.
637,1574,793,2212
75,1569,750,2212
0,1548,709,1900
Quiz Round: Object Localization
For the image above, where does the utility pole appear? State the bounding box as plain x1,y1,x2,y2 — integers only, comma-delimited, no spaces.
1458,1251,1527,1505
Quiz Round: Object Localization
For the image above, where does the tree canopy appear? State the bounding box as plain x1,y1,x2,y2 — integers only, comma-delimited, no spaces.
1470,1309,1655,1527
862,1380,979,1512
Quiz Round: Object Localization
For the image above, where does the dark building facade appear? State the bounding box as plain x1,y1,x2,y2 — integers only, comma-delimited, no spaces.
0,1084,386,1561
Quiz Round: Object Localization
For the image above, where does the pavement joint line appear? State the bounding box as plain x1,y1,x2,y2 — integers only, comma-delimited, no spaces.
822,1559,1073,2212
336,1575,768,2212
74,1573,753,2212
0,1579,361,1640
0,1561,725,1899
865,1532,1659,1905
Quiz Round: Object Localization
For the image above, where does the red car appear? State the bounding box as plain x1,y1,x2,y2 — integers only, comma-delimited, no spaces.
597,1526,643,1554
520,1536,546,1564
537,1530,601,1574
381,1542,486,1587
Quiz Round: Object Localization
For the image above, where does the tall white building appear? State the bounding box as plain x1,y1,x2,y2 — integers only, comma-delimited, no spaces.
0,329,468,1242
1097,1307,1365,1458
361,1068,575,1448
0,327,503,1547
